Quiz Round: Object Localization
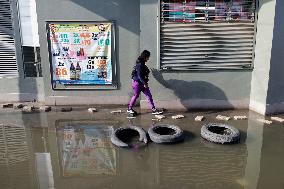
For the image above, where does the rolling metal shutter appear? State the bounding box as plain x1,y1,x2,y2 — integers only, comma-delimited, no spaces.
160,0,256,70
0,0,18,76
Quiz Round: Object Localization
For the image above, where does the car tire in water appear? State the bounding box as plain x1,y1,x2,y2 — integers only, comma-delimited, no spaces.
201,123,240,144
111,126,148,148
148,124,184,144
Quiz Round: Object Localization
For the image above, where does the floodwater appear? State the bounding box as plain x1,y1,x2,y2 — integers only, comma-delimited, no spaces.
0,107,284,189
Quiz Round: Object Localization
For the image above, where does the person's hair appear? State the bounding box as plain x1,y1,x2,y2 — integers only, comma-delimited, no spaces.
138,50,150,62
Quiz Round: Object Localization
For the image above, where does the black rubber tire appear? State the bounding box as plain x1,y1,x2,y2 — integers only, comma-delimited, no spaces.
148,124,184,144
111,126,148,148
201,123,240,144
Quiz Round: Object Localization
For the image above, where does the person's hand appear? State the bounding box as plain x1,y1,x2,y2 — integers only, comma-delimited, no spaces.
144,84,148,88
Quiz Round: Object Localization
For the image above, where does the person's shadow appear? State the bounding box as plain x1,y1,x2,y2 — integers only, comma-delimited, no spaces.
151,69,233,111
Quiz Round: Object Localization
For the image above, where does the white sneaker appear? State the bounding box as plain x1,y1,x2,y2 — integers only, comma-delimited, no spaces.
127,109,137,115
152,109,163,115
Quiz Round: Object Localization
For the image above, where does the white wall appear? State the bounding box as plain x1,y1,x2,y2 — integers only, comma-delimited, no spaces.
249,0,276,114
18,0,40,47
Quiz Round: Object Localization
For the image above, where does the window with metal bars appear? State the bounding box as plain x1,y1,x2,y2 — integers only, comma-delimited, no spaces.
160,0,257,70
22,46,42,77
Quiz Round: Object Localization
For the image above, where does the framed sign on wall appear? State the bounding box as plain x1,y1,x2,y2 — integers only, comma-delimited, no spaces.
46,21,117,90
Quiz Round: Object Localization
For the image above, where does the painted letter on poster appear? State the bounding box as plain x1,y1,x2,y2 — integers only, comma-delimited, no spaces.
47,22,113,85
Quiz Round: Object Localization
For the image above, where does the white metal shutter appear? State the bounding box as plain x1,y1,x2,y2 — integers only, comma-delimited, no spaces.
0,0,18,76
160,0,256,70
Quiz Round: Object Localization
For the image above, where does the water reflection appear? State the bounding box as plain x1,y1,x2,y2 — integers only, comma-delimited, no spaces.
0,123,36,189
56,124,116,176
35,153,55,189
158,136,248,189
0,110,284,189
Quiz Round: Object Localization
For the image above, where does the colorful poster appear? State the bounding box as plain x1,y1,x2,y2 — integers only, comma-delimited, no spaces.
47,22,113,85
56,125,116,176
215,0,228,21
168,1,196,22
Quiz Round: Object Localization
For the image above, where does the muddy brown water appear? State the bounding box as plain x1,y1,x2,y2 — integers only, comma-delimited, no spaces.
0,107,283,189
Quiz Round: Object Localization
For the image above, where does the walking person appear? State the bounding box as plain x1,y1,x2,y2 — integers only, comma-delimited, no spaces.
127,50,162,116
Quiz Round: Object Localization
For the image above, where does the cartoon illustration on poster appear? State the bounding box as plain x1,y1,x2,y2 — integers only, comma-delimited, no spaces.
56,125,116,176
47,23,113,85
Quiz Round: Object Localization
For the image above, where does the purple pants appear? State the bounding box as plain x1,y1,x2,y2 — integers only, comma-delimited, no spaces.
128,80,156,110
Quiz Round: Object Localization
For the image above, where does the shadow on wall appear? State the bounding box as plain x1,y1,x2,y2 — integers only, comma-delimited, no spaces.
152,69,233,110
62,0,141,90
18,79,41,102
259,0,274,8
69,0,139,35
266,0,284,112
69,0,274,33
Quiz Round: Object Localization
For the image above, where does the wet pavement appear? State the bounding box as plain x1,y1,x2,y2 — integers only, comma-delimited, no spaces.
0,106,284,189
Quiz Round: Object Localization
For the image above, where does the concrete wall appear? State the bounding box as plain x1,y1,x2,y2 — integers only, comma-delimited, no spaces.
266,0,284,114
36,0,254,109
140,0,252,110
249,0,276,115
0,78,44,102
36,0,140,105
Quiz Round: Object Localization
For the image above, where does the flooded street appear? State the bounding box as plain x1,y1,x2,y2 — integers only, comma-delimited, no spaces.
0,107,284,189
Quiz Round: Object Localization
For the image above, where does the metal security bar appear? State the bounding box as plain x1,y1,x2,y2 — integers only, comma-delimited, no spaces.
0,0,18,76
23,46,42,77
160,0,256,70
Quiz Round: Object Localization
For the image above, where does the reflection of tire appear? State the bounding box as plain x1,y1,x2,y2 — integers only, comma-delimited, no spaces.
111,126,148,148
148,124,184,144
201,123,240,144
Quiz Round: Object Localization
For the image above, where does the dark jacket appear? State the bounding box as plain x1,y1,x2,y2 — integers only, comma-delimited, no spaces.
131,58,150,85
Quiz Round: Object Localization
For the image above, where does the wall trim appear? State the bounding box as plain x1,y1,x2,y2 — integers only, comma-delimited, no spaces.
249,100,266,115
266,102,284,114
45,96,130,106
0,93,44,103
141,99,249,111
